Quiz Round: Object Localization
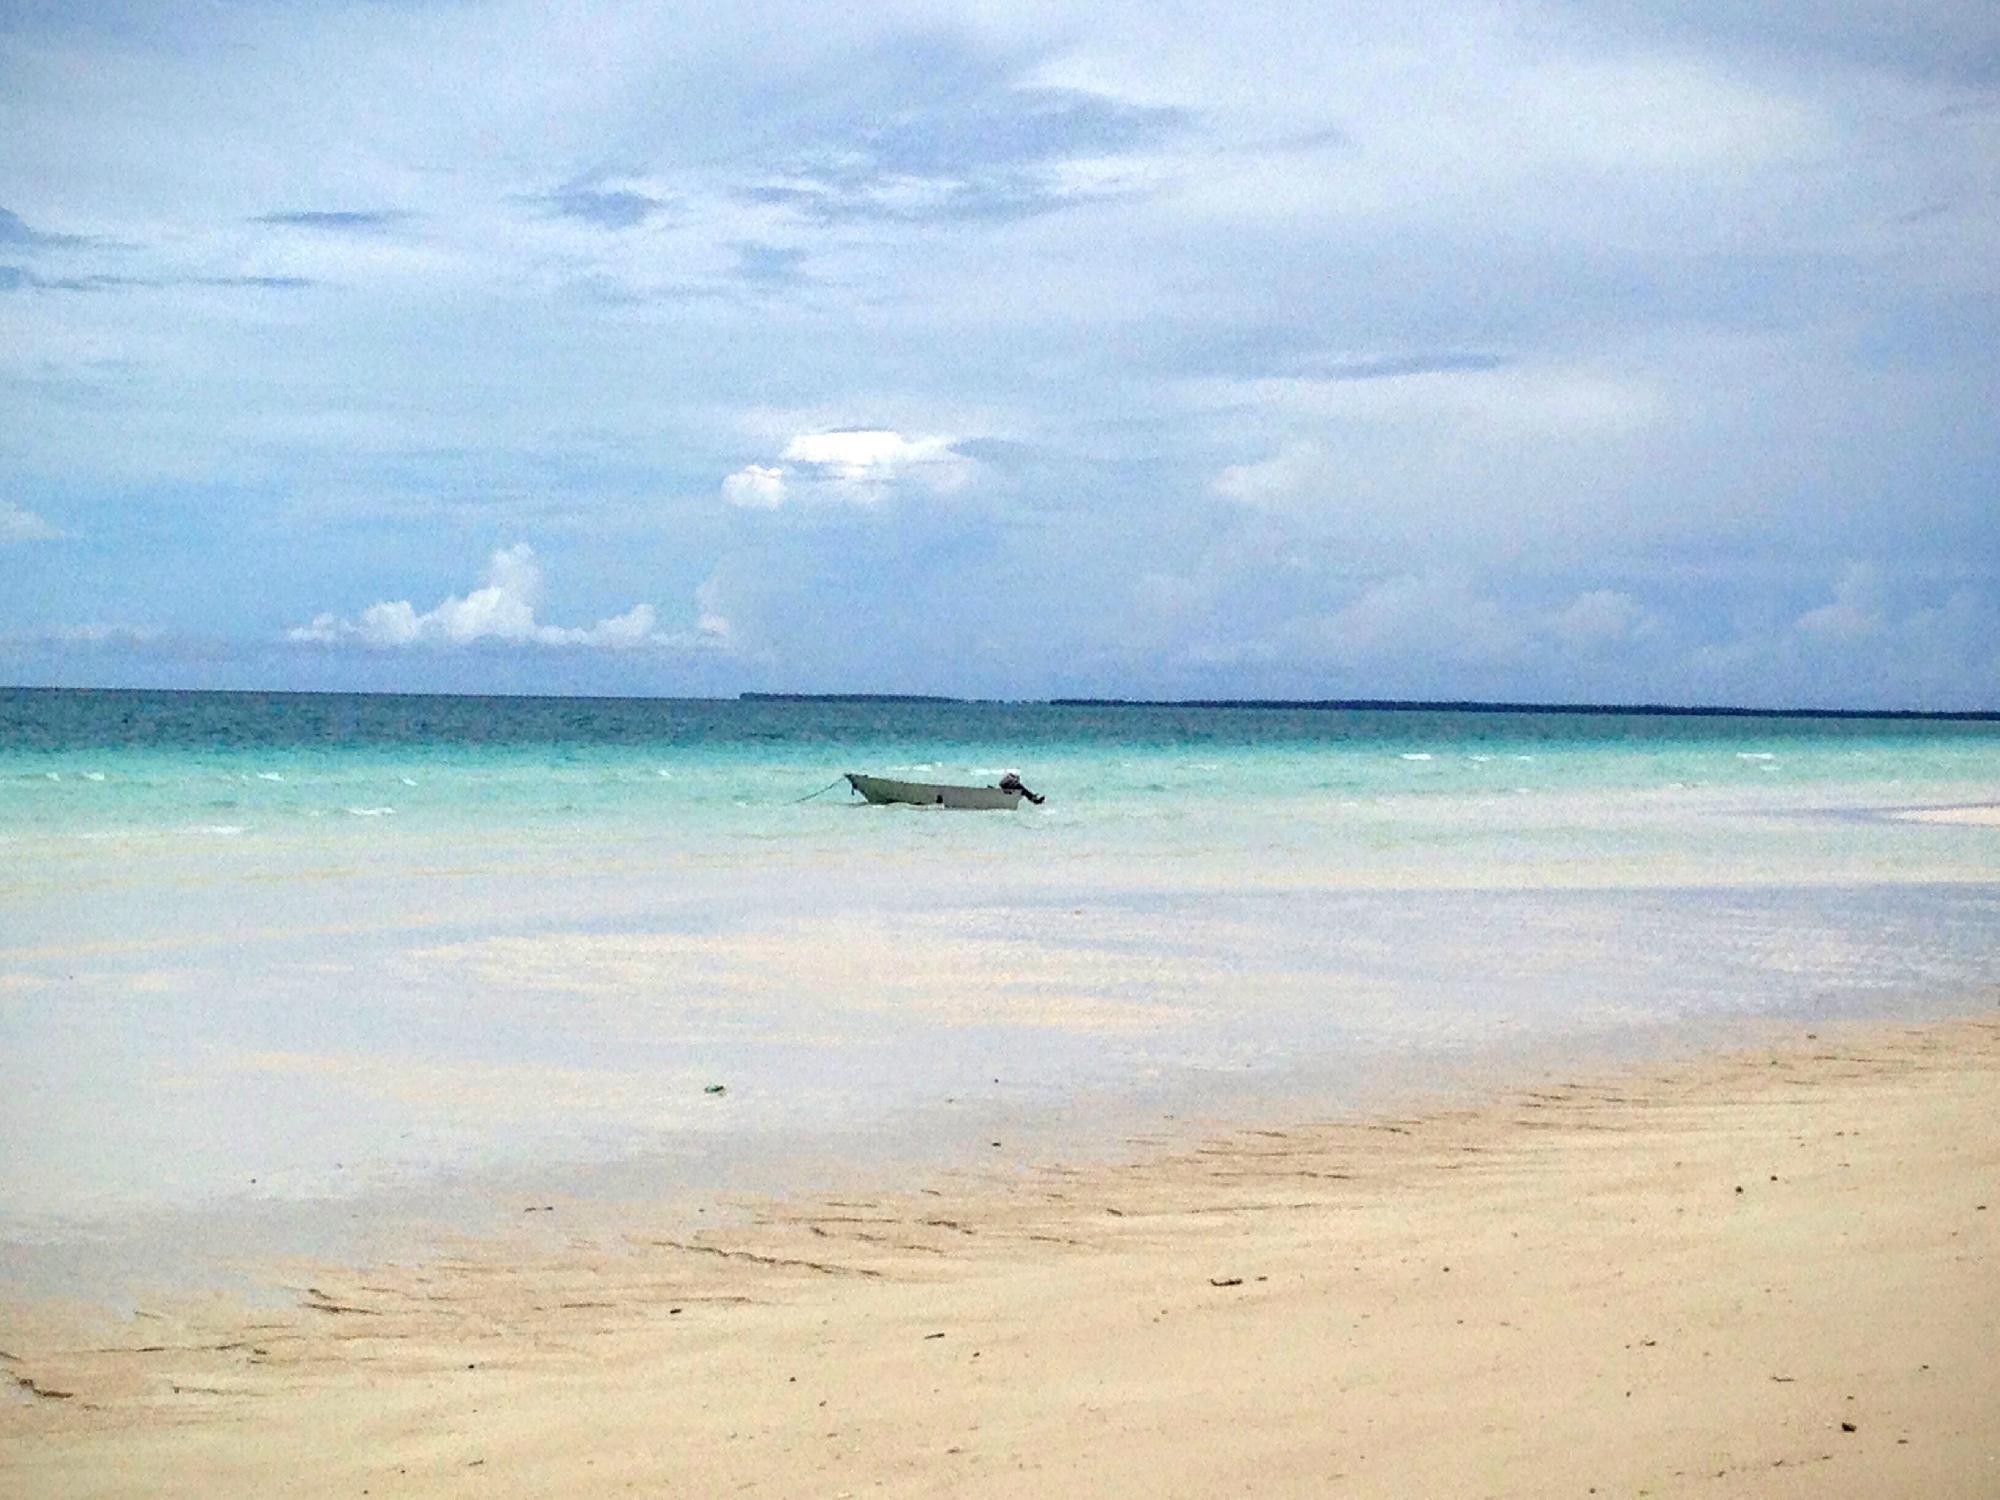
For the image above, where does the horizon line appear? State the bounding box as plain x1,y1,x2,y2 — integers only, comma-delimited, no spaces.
5,682,1997,722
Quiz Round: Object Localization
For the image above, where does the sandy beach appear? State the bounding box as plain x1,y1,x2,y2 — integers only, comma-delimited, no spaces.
5,1012,1995,1498
1891,805,2000,827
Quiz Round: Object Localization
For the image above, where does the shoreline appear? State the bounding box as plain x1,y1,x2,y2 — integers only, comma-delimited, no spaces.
6,1011,1996,1497
1889,804,2000,827
4,981,1985,1310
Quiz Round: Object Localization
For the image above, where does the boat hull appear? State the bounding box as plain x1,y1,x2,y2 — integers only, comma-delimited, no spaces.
845,773,1025,810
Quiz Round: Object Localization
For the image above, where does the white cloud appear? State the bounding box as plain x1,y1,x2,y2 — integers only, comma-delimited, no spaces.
1199,365,1660,440
1552,589,1660,652
692,573,733,647
1159,570,1682,693
1683,569,1998,710
1794,561,1885,640
722,429,974,508
287,543,678,651
1213,441,1328,512
0,622,159,646
1314,572,1532,668
781,429,959,481
0,502,65,542
721,463,787,509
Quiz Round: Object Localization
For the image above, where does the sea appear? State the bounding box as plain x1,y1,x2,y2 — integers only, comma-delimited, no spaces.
3,687,1997,1296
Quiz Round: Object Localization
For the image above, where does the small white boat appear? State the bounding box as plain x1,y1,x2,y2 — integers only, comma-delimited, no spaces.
845,772,1038,810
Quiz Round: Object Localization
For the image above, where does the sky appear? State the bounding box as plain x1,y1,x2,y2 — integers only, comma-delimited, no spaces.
1,0,1995,709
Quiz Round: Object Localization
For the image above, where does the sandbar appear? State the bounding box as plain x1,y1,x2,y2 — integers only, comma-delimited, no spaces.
1890,804,2000,826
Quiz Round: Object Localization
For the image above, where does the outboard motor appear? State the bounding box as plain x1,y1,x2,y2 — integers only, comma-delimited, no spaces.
997,771,1045,805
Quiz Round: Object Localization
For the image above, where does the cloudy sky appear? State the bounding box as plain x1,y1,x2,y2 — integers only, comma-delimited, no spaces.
2,1,1995,708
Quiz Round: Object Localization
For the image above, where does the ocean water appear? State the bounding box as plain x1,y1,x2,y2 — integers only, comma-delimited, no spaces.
3,688,1997,1293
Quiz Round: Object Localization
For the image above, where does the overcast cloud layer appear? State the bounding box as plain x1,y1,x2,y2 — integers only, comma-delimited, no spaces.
2,1,1995,707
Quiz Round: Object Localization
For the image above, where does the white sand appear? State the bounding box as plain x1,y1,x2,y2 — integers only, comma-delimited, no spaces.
5,1016,1997,1497
1890,805,2000,826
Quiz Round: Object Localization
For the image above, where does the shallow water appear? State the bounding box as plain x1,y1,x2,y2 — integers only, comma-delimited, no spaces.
2,689,1997,1294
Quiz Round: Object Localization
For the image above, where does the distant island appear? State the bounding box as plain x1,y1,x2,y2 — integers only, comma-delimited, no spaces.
1048,698,1999,721
730,692,1997,720
740,692,965,704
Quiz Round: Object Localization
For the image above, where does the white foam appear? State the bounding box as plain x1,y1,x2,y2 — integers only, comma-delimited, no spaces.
1400,753,1433,762
190,824,245,836
1469,755,1493,763
1737,752,1776,761
654,769,674,779
345,806,396,817
44,772,60,782
257,772,286,782
400,777,418,787
82,771,106,782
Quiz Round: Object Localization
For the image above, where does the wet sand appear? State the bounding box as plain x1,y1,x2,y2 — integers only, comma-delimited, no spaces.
1891,804,2000,826
5,1014,1997,1498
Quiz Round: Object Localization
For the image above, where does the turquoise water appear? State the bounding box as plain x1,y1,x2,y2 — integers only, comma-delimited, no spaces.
2,689,1997,1294
6,692,1998,883
7,691,1999,832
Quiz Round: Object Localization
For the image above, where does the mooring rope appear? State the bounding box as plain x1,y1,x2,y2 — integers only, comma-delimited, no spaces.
793,777,849,803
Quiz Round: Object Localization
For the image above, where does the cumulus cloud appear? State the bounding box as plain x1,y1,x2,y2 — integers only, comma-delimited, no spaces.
721,463,788,509
1313,572,1534,669
1213,442,1329,512
783,429,966,486
1683,566,1998,710
288,543,679,651
0,622,159,646
1793,561,1885,641
692,574,734,647
722,429,973,507
1154,568,1684,697
1552,589,1661,652
0,501,65,541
